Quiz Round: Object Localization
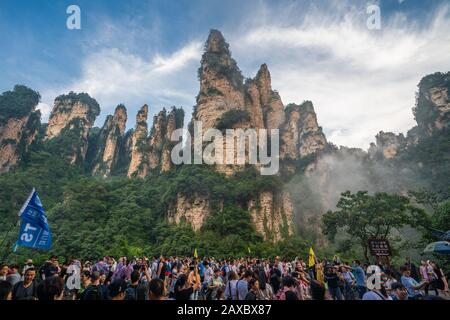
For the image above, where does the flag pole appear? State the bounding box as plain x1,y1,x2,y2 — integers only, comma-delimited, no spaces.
0,188,34,262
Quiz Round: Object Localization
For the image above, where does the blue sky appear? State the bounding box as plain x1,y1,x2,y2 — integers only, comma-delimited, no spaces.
1,0,449,148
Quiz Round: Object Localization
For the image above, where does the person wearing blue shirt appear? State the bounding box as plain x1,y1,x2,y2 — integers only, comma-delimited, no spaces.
351,260,367,299
236,270,253,300
197,259,206,282
400,266,428,300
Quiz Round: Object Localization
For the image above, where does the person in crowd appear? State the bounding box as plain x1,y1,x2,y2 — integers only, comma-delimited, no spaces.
224,270,239,300
362,273,392,300
390,282,408,300
270,264,282,294
12,267,38,300
22,259,34,277
149,278,166,300
430,261,449,297
0,264,9,281
400,266,428,300
124,270,148,300
187,263,201,300
168,265,179,299
384,270,398,293
36,276,64,300
82,271,106,300
77,270,91,299
405,257,420,282
324,265,343,300
315,260,325,284
310,280,328,300
244,278,259,300
257,272,274,300
174,274,193,300
237,270,253,300
39,255,59,280
0,280,13,300
157,255,167,281
99,273,110,299
206,268,224,300
352,260,367,299
341,265,356,300
197,258,206,283
281,276,298,300
6,264,21,286
108,279,127,300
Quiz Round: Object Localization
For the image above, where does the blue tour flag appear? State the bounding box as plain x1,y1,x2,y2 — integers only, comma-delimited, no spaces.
15,188,52,251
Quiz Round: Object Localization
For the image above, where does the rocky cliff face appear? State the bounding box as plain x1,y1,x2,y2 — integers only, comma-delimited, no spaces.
413,72,450,136
45,92,100,164
195,30,247,131
91,105,128,177
127,106,184,178
280,102,327,162
127,105,149,178
248,190,294,242
0,85,41,173
253,64,285,129
168,193,211,231
368,131,407,160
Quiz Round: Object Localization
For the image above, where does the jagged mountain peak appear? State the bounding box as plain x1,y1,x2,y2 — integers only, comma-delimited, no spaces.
205,29,229,54
256,63,271,82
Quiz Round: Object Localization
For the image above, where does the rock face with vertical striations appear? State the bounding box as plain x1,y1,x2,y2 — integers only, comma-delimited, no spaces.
127,105,149,178
194,30,247,131
0,85,41,173
127,106,185,178
45,92,100,164
253,64,285,129
280,102,327,161
247,190,294,242
91,105,128,177
168,193,211,231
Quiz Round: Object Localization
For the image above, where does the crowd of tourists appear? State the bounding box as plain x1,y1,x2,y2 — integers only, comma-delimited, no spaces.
0,254,448,301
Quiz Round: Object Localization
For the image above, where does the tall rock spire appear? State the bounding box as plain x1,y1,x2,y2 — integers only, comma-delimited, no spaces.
44,92,100,164
91,104,128,177
0,85,41,173
194,29,246,130
127,105,149,178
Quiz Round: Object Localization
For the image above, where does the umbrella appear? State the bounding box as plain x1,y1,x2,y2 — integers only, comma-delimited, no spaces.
423,241,450,255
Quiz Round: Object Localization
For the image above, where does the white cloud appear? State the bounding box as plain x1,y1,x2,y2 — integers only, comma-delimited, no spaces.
39,41,202,127
36,102,52,118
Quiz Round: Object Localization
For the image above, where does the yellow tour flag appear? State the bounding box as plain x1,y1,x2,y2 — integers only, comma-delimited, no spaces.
248,247,251,254
308,247,316,268
194,248,198,258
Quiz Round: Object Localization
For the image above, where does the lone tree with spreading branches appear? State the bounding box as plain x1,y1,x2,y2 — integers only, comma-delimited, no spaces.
322,191,429,262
